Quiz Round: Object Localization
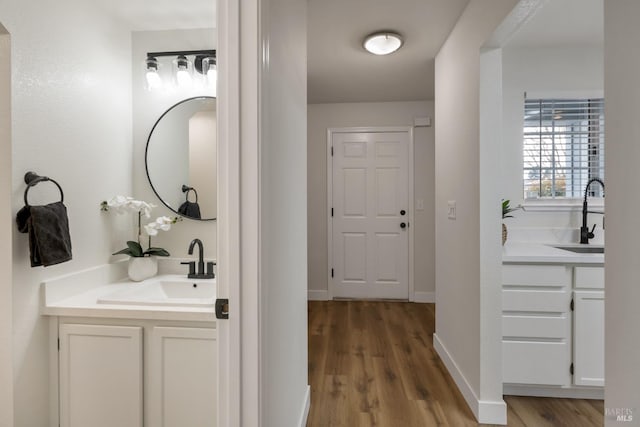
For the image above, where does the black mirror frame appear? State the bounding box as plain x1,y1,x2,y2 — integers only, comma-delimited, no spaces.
144,96,217,221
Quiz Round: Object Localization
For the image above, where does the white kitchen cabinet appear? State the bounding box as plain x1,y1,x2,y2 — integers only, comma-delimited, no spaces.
573,290,605,387
59,324,143,427
148,327,217,427
502,262,606,396
502,264,572,386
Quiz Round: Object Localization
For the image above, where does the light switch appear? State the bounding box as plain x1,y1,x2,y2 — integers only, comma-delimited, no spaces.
416,199,424,211
447,200,456,220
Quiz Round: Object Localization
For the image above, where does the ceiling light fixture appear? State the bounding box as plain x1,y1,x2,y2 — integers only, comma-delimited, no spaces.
363,32,403,55
144,50,216,91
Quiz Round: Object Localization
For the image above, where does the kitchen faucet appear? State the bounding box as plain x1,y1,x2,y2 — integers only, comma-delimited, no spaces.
580,177,605,244
181,238,215,279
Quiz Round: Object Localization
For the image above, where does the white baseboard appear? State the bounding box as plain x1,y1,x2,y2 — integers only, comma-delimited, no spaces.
413,291,435,303
308,290,329,301
433,333,507,425
298,385,311,427
504,384,604,400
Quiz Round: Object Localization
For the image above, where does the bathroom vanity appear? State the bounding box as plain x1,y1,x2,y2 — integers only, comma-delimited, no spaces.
41,262,217,427
502,242,604,399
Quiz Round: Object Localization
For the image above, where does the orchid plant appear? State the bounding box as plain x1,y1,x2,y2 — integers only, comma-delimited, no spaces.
100,195,181,257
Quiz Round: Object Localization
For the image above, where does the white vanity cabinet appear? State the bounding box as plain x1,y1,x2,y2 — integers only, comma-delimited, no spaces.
502,264,572,386
148,327,217,426
59,324,143,427
573,267,605,387
55,318,216,427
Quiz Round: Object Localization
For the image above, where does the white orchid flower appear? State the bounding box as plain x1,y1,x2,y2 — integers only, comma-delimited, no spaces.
105,196,155,217
144,216,175,236
143,223,159,236
103,196,179,259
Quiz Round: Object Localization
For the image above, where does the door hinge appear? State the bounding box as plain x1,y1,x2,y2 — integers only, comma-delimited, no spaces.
57,338,60,351
331,268,334,278
570,363,574,375
331,146,334,156
570,298,574,311
215,298,229,319
331,208,334,217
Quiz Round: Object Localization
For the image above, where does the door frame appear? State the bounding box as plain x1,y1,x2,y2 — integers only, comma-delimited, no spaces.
327,126,415,301
216,0,242,424
0,24,12,427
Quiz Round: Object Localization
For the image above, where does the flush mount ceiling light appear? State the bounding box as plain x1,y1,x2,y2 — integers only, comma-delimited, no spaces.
363,32,403,55
144,49,216,92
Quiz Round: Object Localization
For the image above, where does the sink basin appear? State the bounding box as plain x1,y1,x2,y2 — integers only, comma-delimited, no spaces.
97,275,216,307
553,245,604,254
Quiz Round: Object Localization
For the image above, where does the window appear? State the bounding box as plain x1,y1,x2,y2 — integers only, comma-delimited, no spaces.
523,98,604,199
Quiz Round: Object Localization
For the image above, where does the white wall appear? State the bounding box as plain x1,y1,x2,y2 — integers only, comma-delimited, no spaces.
307,101,435,300
259,0,309,424
433,0,517,423
501,46,604,232
603,1,640,424
132,29,217,260
0,23,13,427
189,111,217,216
0,0,134,424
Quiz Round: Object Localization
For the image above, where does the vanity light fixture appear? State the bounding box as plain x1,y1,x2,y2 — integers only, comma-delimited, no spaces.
144,50,216,91
363,32,403,55
201,56,217,88
173,55,193,88
145,57,162,90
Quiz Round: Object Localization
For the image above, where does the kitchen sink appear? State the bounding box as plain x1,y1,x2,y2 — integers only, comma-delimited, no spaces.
553,245,604,254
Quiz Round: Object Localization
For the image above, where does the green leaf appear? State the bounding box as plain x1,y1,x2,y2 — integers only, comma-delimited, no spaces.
145,247,170,257
112,247,135,256
112,241,144,257
126,241,144,257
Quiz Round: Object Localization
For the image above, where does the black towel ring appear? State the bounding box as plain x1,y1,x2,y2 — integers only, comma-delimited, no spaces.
23,171,64,206
181,185,199,203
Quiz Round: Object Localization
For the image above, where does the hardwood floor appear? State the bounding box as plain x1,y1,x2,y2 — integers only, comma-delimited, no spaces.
307,301,603,426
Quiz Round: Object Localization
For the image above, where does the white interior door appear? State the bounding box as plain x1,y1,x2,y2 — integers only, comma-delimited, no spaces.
331,130,410,299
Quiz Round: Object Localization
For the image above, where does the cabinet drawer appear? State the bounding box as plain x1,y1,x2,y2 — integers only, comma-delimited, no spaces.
574,266,605,289
502,265,571,287
503,314,568,339
503,340,570,386
503,289,570,313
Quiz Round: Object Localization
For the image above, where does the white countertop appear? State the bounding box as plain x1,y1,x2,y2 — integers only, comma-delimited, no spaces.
41,261,216,322
502,242,605,265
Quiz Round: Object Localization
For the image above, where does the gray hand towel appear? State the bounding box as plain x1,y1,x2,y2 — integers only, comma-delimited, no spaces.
16,201,72,267
178,200,202,219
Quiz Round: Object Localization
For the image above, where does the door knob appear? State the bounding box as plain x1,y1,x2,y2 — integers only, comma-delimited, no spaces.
400,222,406,229
400,210,406,216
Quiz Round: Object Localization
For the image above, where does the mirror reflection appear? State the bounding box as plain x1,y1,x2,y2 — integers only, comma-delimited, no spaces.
145,96,217,221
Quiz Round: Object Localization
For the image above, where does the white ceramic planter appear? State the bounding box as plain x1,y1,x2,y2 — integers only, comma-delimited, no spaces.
128,256,158,282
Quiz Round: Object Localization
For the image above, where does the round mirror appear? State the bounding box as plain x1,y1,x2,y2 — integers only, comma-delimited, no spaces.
145,96,217,221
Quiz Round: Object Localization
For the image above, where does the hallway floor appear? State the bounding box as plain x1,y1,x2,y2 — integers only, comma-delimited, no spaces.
307,300,603,426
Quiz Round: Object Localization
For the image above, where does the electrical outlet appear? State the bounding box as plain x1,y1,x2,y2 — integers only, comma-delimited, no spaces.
447,200,456,220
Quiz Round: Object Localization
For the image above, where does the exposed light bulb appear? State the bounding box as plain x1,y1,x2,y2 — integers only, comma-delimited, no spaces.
145,57,162,91
145,70,162,90
176,68,192,87
174,55,193,88
207,67,217,85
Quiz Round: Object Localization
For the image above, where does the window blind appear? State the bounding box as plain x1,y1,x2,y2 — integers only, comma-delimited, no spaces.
523,98,605,199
